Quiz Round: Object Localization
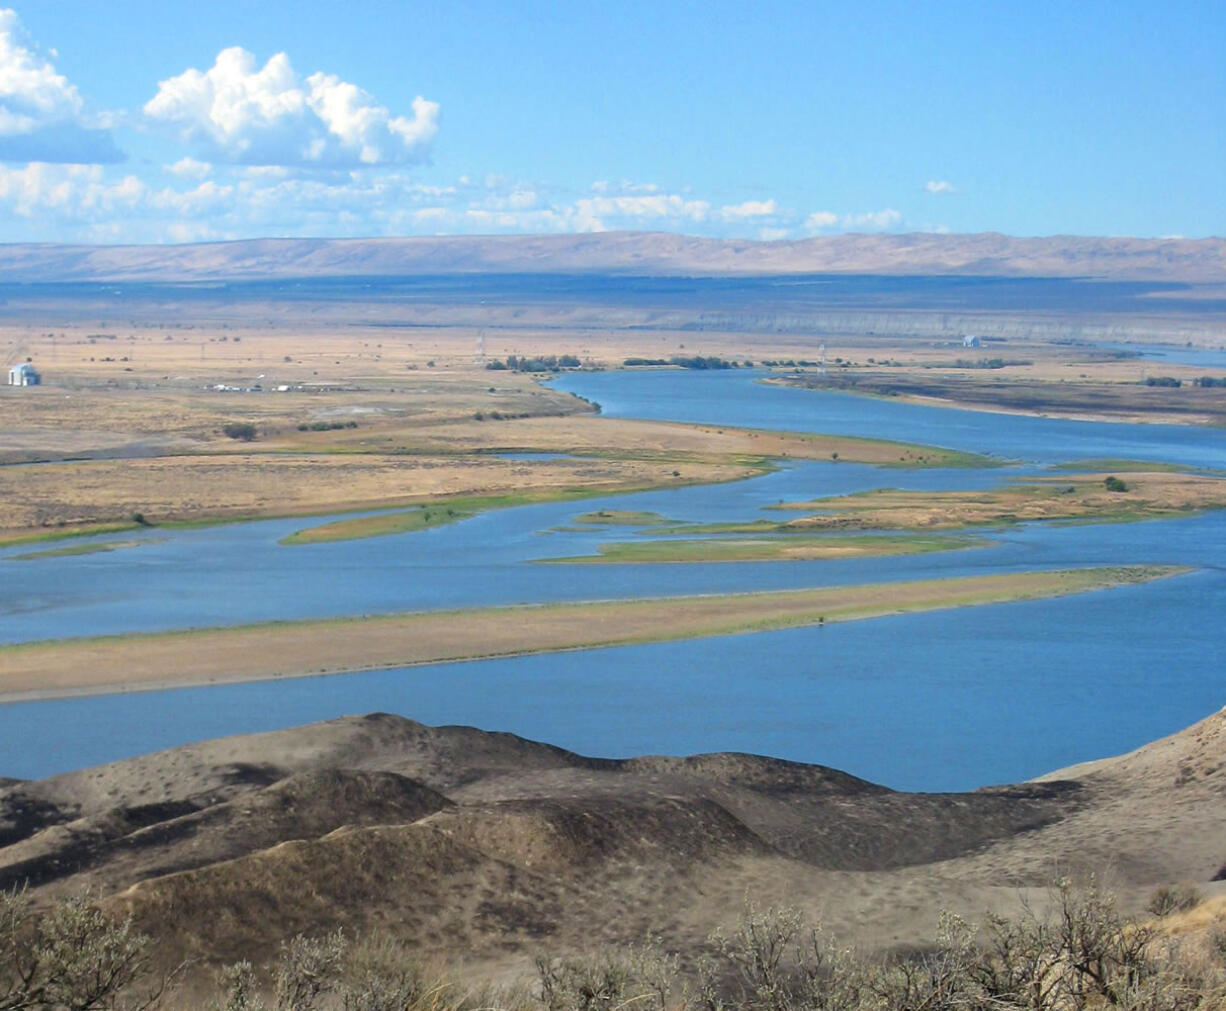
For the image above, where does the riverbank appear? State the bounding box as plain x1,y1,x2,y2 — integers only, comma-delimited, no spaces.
0,565,1185,702
769,372,1226,427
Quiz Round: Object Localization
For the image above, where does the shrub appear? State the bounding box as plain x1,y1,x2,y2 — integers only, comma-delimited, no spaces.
1147,883,1202,917
222,422,258,441
0,887,168,1010
1104,475,1129,492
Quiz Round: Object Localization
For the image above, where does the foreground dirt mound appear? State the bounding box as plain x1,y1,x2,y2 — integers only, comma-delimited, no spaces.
1,710,1222,979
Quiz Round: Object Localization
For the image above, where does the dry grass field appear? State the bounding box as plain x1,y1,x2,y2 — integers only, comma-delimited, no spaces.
773,470,1226,530
3,321,1019,542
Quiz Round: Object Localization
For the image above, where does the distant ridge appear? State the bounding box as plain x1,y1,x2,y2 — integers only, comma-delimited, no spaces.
0,231,1222,284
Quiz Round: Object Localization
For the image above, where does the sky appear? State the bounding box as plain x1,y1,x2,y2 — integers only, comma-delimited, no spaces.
0,0,1221,244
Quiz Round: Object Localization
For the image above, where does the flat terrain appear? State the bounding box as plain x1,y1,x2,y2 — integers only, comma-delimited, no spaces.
777,369,1226,425
2,704,1224,987
0,566,1178,700
771,470,1226,530
538,532,979,564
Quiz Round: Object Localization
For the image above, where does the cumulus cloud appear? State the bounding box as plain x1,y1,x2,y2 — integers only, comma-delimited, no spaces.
0,9,123,163
925,180,956,194
144,46,438,167
145,45,438,166
805,211,839,229
571,191,711,231
720,199,777,220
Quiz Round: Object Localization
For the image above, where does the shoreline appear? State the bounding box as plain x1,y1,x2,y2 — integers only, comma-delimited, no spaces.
760,375,1225,428
0,565,1187,704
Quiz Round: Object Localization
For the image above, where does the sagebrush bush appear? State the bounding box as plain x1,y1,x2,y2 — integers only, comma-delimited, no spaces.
4,880,1225,1010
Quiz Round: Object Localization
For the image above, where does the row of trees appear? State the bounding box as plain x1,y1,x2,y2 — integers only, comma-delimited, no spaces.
486,355,582,373
1142,376,1226,388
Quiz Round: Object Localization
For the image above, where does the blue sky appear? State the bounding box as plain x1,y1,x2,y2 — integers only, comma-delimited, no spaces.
0,0,1221,243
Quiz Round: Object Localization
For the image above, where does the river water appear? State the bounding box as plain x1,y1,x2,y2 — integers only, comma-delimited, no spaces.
2,370,1223,790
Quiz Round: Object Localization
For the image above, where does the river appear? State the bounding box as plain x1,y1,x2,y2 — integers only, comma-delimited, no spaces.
2,370,1223,790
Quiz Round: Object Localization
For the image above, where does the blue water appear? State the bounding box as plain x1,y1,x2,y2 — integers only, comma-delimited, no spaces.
2,369,1225,789
553,369,1226,468
1095,342,1226,371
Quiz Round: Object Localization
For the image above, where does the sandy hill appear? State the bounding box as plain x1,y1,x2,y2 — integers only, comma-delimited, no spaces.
0,232,1222,283
1,710,1223,978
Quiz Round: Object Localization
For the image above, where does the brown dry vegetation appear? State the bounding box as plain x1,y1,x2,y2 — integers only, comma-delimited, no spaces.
0,325,999,541
777,367,1226,425
774,471,1226,531
4,706,1226,997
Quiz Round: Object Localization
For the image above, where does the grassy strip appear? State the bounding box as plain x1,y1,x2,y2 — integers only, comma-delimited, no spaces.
0,566,1186,701
277,481,723,545
761,471,1226,532
1050,458,1226,477
571,510,673,525
0,521,142,549
280,506,473,545
8,539,155,561
655,519,800,535
539,534,980,564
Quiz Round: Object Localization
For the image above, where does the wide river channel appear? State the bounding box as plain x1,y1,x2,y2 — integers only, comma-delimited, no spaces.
2,369,1224,790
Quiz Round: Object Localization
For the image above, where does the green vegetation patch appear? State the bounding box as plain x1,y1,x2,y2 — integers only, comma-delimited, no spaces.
280,506,473,545
539,533,982,565
1050,458,1226,476
0,521,143,549
279,485,687,545
8,538,158,561
571,509,673,526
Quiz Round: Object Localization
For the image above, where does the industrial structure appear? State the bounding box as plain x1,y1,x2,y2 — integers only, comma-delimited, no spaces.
7,362,40,386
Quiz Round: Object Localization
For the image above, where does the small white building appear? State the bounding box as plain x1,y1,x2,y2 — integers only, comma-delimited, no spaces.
7,362,40,386
962,335,981,348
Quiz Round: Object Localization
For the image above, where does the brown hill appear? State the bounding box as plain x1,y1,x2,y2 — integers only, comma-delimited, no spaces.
1,710,1223,980
0,232,1222,283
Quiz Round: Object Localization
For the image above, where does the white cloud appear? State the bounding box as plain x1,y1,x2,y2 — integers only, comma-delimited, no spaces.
0,9,122,163
144,46,438,167
807,208,902,232
844,208,902,229
925,179,956,194
0,161,915,244
720,199,777,220
167,156,211,179
571,193,710,231
592,180,660,195
0,9,81,134
805,211,839,229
